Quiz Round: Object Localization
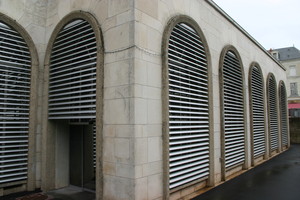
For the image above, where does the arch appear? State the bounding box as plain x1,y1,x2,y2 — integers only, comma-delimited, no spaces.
267,73,279,153
248,63,266,165
0,13,39,191
219,45,246,180
279,81,288,148
42,11,104,197
162,15,213,196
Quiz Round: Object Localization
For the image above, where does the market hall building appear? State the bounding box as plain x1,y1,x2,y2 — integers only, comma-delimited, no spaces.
0,0,289,199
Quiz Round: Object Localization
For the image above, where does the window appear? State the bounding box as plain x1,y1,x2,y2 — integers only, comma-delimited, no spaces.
48,19,97,122
289,65,296,76
249,65,265,159
267,74,278,151
0,21,31,186
290,82,298,96
220,47,245,172
272,52,279,59
279,82,288,147
166,21,210,190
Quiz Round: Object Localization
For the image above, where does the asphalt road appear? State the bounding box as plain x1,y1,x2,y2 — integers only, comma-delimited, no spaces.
193,144,300,200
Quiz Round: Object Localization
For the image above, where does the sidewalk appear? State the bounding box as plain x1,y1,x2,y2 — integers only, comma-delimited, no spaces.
193,144,300,200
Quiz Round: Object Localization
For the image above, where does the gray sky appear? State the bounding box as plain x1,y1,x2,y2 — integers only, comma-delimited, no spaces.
213,0,300,50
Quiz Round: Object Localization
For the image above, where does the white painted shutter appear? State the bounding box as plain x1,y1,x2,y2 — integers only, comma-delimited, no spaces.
268,75,278,151
280,83,288,147
0,22,30,185
49,19,97,122
168,23,210,189
250,66,265,157
222,51,245,169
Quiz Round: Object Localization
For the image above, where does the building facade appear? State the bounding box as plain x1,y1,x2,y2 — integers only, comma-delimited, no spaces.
271,47,300,117
0,0,289,199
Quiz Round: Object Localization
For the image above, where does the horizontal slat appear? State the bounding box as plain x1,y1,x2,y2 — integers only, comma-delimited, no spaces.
1,21,30,187
168,22,209,190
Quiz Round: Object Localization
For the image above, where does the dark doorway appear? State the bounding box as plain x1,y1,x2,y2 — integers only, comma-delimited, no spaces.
69,125,95,191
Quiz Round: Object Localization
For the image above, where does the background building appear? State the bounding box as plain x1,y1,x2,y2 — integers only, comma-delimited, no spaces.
271,47,300,144
0,0,289,199
271,47,300,117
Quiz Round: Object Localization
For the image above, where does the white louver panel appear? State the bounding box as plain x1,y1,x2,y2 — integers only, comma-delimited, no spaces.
168,23,209,189
268,75,278,151
280,83,288,147
222,51,245,169
250,66,265,158
0,22,30,185
49,19,97,121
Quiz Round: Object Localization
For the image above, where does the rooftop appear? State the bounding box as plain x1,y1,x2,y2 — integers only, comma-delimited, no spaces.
272,46,300,61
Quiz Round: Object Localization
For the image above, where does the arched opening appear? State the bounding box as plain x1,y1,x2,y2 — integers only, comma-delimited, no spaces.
220,46,246,180
43,11,103,195
0,14,39,193
162,16,212,195
279,81,288,149
249,63,266,165
267,74,279,154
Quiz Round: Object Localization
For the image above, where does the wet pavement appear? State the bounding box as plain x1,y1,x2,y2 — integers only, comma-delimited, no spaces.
2,186,95,200
193,144,300,200
3,145,300,200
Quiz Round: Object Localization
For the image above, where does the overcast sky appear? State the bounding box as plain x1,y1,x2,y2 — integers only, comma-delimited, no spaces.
213,0,300,50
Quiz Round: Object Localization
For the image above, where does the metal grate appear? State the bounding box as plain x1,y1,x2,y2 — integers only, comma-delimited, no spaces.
168,23,209,189
250,66,265,158
48,19,97,121
279,83,288,147
0,22,30,185
222,50,245,169
268,75,278,151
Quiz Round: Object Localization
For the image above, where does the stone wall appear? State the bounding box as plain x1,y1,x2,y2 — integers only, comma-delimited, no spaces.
0,0,289,199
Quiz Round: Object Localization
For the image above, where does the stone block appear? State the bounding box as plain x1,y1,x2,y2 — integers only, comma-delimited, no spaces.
142,161,162,176
115,138,131,163
134,98,147,124
135,0,158,19
103,175,134,200
146,124,162,137
147,99,162,124
135,138,148,164
104,60,133,87
116,163,134,178
0,0,25,20
57,0,71,19
115,125,134,138
26,24,46,44
103,137,115,162
104,85,133,100
135,177,148,200
147,62,161,88
104,98,131,124
108,0,131,17
147,173,163,199
103,162,116,176
134,59,148,85
148,137,162,162
105,22,133,51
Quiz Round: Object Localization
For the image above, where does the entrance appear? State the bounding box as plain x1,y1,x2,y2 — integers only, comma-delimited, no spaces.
69,124,95,191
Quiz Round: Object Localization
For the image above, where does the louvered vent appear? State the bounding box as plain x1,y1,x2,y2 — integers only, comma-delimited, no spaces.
168,23,209,189
268,75,278,151
49,19,97,122
250,66,265,158
222,50,245,169
0,22,30,185
280,83,288,147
